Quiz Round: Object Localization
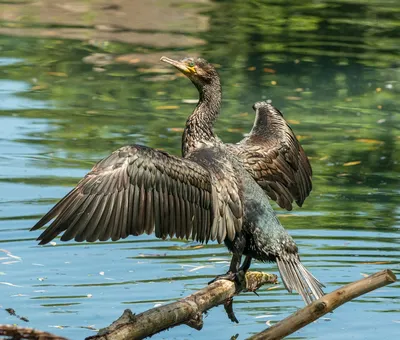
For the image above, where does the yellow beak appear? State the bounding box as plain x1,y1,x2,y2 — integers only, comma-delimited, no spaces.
160,56,195,75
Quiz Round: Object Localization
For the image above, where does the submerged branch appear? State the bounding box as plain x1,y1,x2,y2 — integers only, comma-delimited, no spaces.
248,269,397,340
86,271,278,340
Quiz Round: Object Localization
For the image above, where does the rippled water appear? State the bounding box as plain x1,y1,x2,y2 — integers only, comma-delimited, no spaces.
0,0,399,339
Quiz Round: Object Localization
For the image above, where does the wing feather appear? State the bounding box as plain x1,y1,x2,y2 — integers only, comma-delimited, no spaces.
31,145,243,245
98,192,116,241
74,195,103,242
228,102,312,210
144,190,154,235
130,184,140,236
86,195,109,242
110,189,123,241
59,195,95,242
153,189,161,238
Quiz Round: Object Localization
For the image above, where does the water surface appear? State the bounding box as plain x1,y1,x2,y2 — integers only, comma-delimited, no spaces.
0,0,399,339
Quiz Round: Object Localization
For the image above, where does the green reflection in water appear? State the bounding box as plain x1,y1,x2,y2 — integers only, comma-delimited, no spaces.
0,0,399,339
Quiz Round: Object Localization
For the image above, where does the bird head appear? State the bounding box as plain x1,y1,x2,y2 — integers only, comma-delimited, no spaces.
160,56,219,89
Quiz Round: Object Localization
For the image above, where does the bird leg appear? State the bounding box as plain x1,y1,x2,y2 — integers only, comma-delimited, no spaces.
208,253,248,323
208,253,246,289
239,255,252,272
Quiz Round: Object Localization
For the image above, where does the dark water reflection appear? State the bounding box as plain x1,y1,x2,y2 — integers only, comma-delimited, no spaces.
0,0,399,339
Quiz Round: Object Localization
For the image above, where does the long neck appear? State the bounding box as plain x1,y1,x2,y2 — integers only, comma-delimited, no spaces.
250,110,269,137
182,80,221,156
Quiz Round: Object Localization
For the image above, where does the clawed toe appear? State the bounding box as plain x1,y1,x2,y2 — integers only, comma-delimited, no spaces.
208,270,246,289
208,272,235,285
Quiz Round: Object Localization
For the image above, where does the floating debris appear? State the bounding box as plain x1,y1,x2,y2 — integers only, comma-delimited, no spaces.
79,325,98,331
356,139,383,145
343,161,361,166
168,127,184,133
263,68,276,73
156,105,180,110
5,308,29,322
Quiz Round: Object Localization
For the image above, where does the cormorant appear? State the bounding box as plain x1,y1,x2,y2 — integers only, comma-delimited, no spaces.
31,56,324,304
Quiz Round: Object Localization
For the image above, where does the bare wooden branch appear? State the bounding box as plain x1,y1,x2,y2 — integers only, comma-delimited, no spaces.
0,324,68,340
2,269,395,340
248,269,397,340
86,271,278,340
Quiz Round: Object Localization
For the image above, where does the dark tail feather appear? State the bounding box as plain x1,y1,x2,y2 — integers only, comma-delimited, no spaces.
276,255,324,304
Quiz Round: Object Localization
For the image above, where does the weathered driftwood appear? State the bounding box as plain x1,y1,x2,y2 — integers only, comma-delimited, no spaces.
2,269,395,340
86,271,278,340
0,324,68,340
248,269,397,340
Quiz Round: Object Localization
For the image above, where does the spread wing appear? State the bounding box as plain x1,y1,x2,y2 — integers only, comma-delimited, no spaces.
228,103,312,211
31,145,243,245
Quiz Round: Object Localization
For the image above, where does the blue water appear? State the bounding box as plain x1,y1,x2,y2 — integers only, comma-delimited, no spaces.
1,1,400,339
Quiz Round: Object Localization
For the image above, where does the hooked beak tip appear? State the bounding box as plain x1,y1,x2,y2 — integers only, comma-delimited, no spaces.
160,56,191,74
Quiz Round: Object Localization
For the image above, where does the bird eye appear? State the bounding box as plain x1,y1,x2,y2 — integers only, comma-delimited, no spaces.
188,61,195,67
